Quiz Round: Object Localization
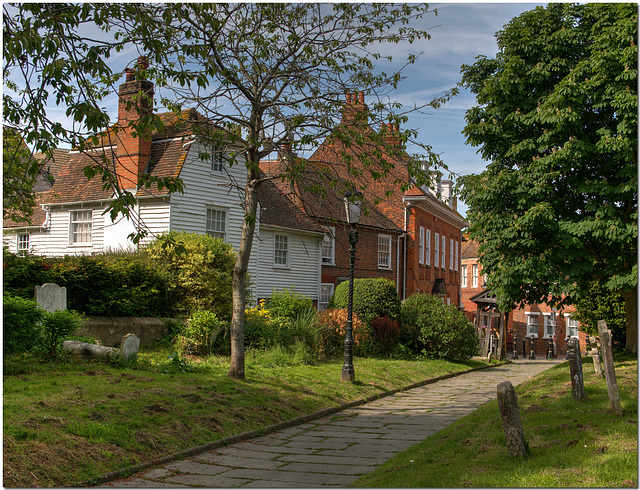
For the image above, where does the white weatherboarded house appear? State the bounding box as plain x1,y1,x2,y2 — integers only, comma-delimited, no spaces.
3,61,324,304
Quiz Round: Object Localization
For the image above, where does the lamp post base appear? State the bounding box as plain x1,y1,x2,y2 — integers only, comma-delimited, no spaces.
341,366,355,383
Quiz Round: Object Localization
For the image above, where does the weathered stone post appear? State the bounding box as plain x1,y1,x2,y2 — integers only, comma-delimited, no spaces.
566,338,586,400
497,381,527,457
589,336,604,378
597,320,622,416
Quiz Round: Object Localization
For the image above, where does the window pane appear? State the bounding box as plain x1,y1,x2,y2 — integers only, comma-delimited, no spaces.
275,235,288,266
17,234,29,256
206,208,226,240
71,210,92,244
461,265,467,287
425,229,431,265
321,227,334,263
378,235,391,268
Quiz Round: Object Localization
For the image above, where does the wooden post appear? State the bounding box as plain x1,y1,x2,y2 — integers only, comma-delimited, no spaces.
497,311,506,360
567,338,586,400
597,320,622,416
475,304,482,355
589,336,604,378
497,381,527,457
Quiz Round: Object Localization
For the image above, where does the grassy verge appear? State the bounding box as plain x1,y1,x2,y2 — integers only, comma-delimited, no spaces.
2,347,490,487
352,355,638,488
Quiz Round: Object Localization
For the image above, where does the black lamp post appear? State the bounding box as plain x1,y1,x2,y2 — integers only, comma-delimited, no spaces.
341,190,363,383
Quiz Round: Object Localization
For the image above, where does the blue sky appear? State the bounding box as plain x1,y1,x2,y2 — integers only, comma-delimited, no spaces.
388,2,544,217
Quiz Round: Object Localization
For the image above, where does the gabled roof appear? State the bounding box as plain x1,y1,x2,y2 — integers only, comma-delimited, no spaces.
462,238,480,259
257,175,326,234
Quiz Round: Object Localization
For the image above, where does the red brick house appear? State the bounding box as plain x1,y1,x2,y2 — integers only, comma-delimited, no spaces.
461,238,587,356
262,92,467,309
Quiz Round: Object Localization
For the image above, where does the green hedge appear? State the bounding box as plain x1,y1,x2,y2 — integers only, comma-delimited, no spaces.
3,231,236,319
401,293,478,361
329,278,401,323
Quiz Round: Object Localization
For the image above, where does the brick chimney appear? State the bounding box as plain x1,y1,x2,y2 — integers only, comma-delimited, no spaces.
116,56,153,190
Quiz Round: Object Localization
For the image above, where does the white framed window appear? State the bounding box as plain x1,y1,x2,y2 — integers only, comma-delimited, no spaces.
526,312,540,338
378,234,392,269
543,313,556,338
419,227,425,265
441,235,446,269
425,229,431,266
321,226,335,265
434,233,440,267
17,234,30,256
472,264,478,288
319,283,334,311
454,240,459,271
206,207,227,241
211,147,225,173
461,265,467,288
274,234,289,267
566,315,579,338
449,238,454,271
70,210,92,244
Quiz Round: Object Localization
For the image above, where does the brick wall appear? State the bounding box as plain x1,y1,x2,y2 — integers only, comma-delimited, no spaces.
404,207,462,306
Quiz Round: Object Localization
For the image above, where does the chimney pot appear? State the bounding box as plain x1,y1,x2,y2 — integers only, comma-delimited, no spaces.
358,91,364,104
137,56,149,70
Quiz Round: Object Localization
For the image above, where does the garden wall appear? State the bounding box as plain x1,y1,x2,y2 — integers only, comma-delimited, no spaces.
76,317,179,347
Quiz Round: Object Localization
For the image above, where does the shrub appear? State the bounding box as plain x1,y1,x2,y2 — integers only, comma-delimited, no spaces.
143,231,236,319
41,309,83,357
316,308,366,360
275,308,319,355
3,248,52,299
368,315,401,355
329,278,401,324
176,310,226,356
3,296,44,355
268,288,314,320
402,293,478,361
244,300,278,348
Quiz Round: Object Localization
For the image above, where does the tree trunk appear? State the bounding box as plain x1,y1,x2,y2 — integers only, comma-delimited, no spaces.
62,340,118,359
228,170,260,380
622,288,637,354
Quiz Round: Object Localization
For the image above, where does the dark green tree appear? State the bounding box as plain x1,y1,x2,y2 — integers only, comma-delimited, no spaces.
458,3,637,353
2,127,39,224
573,281,626,349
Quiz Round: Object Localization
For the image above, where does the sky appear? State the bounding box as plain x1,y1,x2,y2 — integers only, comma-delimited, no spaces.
383,2,544,218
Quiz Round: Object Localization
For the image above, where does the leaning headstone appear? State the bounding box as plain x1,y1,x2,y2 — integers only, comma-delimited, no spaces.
497,381,527,458
35,283,67,313
120,333,140,362
589,336,604,378
567,338,586,400
597,320,622,416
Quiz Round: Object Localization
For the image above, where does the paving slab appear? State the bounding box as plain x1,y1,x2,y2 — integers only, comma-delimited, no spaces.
105,359,562,488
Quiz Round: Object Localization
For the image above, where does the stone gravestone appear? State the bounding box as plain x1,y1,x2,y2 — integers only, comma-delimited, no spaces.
589,336,604,378
35,283,67,313
597,320,622,416
120,333,140,362
497,381,527,457
566,338,586,400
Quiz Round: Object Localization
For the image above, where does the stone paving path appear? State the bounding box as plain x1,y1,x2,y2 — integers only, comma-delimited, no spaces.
105,359,563,488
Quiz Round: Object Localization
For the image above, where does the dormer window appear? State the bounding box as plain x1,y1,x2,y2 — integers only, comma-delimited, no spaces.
211,148,225,173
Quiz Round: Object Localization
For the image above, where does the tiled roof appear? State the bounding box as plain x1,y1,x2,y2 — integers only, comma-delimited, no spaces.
258,175,326,234
461,238,480,259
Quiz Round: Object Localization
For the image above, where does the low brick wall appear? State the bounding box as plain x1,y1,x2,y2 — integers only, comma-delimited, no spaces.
76,317,181,347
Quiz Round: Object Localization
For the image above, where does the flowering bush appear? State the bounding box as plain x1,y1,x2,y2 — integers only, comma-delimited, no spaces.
316,308,367,360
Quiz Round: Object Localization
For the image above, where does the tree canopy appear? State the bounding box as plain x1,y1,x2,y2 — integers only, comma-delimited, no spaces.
4,3,451,376
457,3,637,351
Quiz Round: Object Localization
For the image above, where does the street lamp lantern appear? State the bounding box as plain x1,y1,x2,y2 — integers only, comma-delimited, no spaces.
341,190,363,383
344,190,363,225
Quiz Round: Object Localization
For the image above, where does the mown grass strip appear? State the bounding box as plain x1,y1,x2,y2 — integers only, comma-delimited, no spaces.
351,355,638,488
3,349,492,487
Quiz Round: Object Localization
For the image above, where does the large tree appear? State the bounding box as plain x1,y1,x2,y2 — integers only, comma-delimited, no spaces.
458,3,637,352
4,3,451,377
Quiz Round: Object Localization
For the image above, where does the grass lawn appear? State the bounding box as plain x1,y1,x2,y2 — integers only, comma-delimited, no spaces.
2,347,489,487
352,355,638,488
